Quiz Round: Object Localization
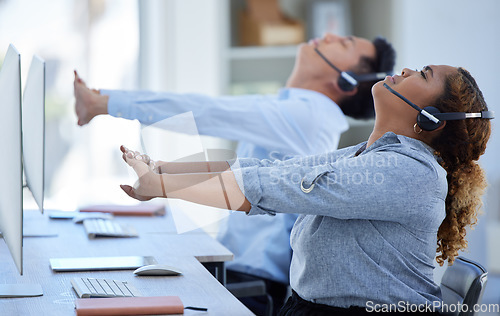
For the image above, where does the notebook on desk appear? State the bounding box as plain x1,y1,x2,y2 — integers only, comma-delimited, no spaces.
79,204,166,216
74,296,184,316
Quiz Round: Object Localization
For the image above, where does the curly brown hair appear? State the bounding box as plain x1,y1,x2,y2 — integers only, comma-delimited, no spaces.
430,68,491,266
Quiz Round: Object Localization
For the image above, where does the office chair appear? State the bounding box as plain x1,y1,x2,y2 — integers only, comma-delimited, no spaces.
225,277,273,316
440,256,488,316
202,262,274,315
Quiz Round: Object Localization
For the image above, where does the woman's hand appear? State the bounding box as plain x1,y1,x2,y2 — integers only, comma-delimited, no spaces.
120,146,165,201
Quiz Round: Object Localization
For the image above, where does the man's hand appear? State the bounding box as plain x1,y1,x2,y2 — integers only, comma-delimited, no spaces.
74,70,109,126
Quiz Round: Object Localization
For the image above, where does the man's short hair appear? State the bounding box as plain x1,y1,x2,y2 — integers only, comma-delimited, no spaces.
338,36,396,119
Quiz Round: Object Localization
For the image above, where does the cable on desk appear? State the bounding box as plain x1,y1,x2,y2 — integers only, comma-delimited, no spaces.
185,306,208,312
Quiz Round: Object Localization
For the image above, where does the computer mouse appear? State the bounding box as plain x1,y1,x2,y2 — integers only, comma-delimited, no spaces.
133,264,182,276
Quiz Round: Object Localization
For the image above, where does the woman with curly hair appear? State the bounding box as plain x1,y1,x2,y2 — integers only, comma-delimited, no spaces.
119,65,492,315
430,68,491,266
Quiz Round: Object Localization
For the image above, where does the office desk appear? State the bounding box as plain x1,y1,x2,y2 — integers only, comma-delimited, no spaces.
31,207,231,284
0,210,253,315
25,207,233,262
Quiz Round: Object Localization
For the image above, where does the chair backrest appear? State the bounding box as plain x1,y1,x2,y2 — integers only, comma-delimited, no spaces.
440,256,488,316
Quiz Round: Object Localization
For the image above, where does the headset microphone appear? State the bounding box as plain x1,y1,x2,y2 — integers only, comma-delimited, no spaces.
383,83,494,131
314,47,391,92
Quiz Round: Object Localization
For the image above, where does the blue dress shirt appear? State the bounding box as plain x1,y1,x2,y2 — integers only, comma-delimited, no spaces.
102,87,348,284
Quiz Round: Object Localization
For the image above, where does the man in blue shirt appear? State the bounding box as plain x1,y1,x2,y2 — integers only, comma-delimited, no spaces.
74,33,395,315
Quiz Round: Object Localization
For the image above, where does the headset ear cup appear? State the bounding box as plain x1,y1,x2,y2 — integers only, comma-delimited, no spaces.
417,106,444,131
337,77,354,92
337,76,355,92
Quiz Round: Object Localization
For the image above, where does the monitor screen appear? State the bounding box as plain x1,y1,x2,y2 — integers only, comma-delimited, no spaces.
0,44,24,274
22,55,45,213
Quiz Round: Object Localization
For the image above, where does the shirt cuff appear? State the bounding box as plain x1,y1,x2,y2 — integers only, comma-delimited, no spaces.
227,157,261,170
230,164,274,216
101,89,134,120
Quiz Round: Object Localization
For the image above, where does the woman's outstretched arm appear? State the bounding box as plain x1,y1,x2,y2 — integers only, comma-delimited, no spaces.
120,146,251,212
120,146,234,174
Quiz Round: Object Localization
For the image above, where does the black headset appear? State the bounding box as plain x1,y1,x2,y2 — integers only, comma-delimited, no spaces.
314,47,392,92
383,83,495,131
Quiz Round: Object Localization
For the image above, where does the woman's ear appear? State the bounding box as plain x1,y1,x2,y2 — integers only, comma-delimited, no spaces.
423,121,446,138
418,121,446,143
434,120,447,132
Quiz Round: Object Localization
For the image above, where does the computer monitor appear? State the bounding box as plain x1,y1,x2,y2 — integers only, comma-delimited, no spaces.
22,55,45,213
0,44,23,274
0,44,43,297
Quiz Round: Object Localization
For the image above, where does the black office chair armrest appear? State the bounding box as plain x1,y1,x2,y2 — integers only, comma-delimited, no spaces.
226,280,267,298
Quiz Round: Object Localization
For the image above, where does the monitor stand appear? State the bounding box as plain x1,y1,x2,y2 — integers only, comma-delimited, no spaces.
0,284,43,298
0,233,43,298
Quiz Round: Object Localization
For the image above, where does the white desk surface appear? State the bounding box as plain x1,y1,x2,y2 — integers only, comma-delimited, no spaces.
0,210,253,315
